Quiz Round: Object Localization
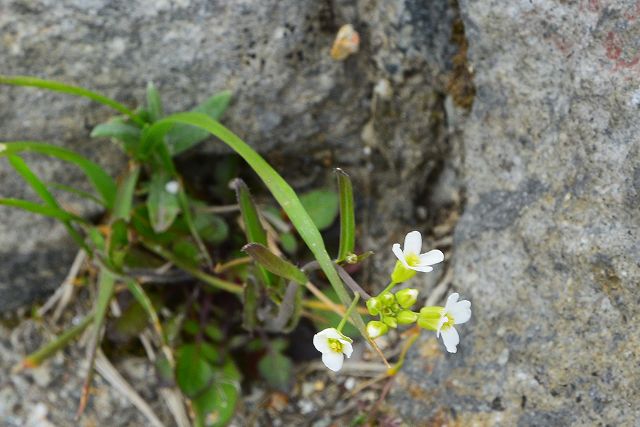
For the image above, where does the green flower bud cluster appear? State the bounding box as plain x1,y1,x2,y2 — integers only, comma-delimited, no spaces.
366,288,420,338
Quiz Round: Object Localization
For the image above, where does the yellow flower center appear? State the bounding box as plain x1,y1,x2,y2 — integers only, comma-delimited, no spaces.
441,313,455,330
406,253,420,267
328,338,343,353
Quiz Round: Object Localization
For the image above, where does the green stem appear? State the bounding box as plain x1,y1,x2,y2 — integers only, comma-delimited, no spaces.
336,293,360,332
380,281,397,296
22,312,95,368
138,237,243,294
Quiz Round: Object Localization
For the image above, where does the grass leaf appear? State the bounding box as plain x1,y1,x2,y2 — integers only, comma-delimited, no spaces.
336,168,356,261
0,75,144,125
0,198,88,223
231,178,274,287
146,82,163,123
77,268,116,416
0,141,117,209
242,243,307,285
112,164,140,221
143,112,366,334
7,154,88,252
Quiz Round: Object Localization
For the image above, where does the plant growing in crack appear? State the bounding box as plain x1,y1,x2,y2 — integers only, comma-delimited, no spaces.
0,75,471,426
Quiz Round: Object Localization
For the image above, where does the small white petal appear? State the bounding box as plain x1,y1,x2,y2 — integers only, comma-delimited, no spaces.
436,314,447,337
418,249,444,266
450,300,471,324
444,293,460,312
322,352,344,372
409,265,433,273
403,231,422,256
341,340,353,358
440,326,460,353
392,243,409,267
313,333,330,354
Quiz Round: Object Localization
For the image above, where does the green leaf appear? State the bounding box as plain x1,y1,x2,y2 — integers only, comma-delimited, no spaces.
192,360,240,427
7,154,88,252
165,90,232,155
112,165,140,221
242,280,258,332
142,112,366,335
108,218,129,269
47,182,105,206
280,232,298,255
299,189,340,231
146,82,163,123
336,168,356,261
22,312,95,368
194,212,229,244
146,171,180,232
78,268,116,416
0,75,144,125
0,141,117,209
0,198,87,223
176,344,215,397
232,178,274,287
91,119,141,153
242,243,307,285
258,351,292,391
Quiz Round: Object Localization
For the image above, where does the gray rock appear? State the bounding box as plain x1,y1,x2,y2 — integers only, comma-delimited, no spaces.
394,0,640,425
0,0,457,311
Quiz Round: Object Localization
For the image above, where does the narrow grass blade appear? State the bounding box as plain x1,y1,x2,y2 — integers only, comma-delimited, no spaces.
20,312,95,369
47,182,105,206
335,168,356,261
0,141,117,209
231,178,274,287
0,75,144,125
77,267,116,417
7,155,89,252
242,243,307,285
146,82,164,123
0,198,88,223
142,112,365,334
112,164,140,221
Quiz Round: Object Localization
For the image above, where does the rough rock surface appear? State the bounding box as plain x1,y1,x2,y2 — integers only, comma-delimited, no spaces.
393,0,640,425
0,0,458,311
0,316,171,426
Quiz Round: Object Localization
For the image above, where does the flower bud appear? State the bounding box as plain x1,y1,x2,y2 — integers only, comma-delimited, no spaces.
417,306,443,331
382,315,398,328
366,321,388,339
379,292,395,307
396,310,418,325
390,260,416,283
395,288,419,309
366,297,381,316
345,252,358,264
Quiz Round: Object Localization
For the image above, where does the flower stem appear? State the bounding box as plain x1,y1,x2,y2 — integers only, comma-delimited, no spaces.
380,281,397,295
336,293,360,332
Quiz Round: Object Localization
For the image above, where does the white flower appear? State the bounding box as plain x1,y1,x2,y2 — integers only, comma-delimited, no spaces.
392,230,444,272
165,180,179,194
312,328,353,372
436,293,471,353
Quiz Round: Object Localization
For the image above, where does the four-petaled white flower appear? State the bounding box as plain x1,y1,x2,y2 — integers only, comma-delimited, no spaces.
313,328,353,372
437,293,471,353
392,230,444,272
